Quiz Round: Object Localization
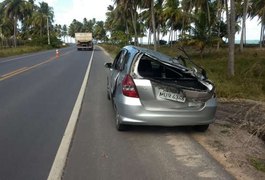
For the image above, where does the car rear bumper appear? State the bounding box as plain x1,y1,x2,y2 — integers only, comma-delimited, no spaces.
114,96,217,126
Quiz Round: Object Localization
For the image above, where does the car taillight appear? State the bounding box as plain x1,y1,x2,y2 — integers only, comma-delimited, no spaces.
122,74,139,98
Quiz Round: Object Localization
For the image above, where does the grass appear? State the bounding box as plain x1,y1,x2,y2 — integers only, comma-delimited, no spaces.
100,44,121,58
248,157,265,172
0,45,51,58
100,43,265,101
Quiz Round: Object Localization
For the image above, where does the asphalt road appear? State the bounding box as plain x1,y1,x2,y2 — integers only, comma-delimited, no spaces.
62,47,234,180
0,46,91,180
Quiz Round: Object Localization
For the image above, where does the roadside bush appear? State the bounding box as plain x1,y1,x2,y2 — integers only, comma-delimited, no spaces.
29,35,62,48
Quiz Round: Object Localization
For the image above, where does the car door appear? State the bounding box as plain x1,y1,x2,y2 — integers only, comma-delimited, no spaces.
109,49,128,97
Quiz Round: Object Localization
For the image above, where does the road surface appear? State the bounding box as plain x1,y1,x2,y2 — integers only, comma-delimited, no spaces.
0,46,91,180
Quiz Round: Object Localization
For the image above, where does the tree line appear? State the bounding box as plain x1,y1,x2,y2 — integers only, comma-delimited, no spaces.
106,0,264,48
0,0,63,47
1,0,264,49
0,0,106,48
104,0,264,76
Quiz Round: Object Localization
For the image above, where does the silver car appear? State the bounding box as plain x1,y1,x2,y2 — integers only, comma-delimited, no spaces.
104,45,217,131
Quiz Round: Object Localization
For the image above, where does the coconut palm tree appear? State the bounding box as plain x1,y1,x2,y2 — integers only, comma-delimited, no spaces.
140,0,164,50
114,0,141,45
1,0,31,47
20,0,33,40
93,21,106,42
240,0,250,52
82,18,95,32
212,0,225,51
62,25,67,43
0,5,13,47
105,4,129,44
251,0,265,48
163,0,182,46
68,19,83,38
54,24,62,38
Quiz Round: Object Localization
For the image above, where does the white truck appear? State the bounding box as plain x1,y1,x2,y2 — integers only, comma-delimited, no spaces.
75,32,93,51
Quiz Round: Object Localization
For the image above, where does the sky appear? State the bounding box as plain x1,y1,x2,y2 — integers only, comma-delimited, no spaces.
36,0,113,25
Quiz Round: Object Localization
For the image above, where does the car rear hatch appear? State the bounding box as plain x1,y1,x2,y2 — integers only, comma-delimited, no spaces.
132,54,215,111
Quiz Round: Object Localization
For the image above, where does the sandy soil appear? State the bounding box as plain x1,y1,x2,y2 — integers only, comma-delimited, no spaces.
192,99,265,180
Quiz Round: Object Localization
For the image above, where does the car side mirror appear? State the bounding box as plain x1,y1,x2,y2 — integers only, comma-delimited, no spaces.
104,62,112,69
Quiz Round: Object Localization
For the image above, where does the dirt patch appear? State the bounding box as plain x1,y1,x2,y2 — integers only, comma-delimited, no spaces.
192,99,265,180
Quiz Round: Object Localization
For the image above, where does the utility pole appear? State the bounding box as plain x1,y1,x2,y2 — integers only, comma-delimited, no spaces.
47,16,50,45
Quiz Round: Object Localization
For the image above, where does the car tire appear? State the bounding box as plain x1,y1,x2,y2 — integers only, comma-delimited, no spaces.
115,110,127,131
194,124,209,132
107,91,110,100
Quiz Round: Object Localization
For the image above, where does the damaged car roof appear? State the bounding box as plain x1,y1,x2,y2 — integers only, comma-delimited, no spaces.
128,45,176,63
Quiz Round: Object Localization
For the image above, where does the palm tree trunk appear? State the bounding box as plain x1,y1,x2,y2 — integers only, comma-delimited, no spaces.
216,0,222,51
206,1,211,25
125,21,129,44
260,24,264,48
129,7,138,46
151,0,157,51
13,17,17,48
226,0,235,77
157,25,160,47
240,0,249,52
168,26,172,47
148,29,151,48
181,17,185,46
0,27,3,48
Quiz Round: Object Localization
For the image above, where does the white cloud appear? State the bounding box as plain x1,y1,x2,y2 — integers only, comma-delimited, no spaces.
235,17,261,40
71,0,111,22
36,0,112,25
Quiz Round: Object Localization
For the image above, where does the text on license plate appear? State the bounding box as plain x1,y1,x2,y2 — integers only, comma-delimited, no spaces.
158,90,186,102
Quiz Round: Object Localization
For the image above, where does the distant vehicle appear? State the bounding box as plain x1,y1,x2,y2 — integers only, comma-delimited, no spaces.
75,32,93,51
104,45,217,131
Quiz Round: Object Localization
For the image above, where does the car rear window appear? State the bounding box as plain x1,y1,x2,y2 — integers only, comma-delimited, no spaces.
137,55,185,79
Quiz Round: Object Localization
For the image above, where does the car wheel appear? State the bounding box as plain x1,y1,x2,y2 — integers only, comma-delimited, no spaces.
194,124,209,132
107,90,110,100
115,110,126,131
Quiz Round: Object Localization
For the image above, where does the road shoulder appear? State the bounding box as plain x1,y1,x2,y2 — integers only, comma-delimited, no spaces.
192,99,265,180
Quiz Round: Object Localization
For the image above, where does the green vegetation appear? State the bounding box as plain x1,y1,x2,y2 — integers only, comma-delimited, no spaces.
0,0,63,48
0,45,53,58
249,157,265,172
100,44,265,101
100,44,121,58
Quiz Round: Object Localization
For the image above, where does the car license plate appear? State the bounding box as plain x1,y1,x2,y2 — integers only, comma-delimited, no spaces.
158,89,186,102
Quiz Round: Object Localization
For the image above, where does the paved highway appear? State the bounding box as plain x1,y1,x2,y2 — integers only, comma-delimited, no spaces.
0,46,91,180
0,46,234,180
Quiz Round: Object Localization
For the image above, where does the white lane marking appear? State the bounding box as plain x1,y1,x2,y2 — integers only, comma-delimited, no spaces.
47,48,95,180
